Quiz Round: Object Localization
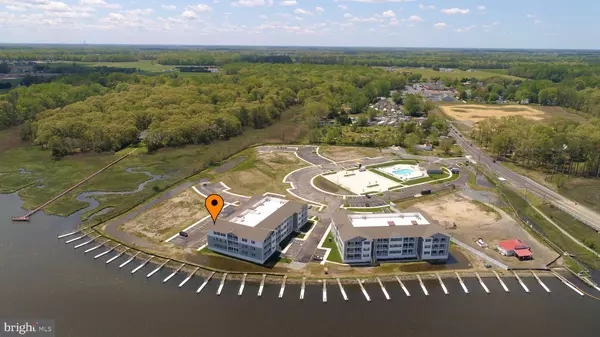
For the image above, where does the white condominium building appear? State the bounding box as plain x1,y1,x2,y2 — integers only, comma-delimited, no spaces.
207,195,308,264
331,210,450,264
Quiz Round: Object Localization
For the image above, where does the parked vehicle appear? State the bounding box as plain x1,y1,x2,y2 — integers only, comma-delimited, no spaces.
179,231,189,238
421,189,432,195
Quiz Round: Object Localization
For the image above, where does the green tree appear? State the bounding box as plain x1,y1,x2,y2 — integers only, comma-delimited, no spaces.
440,138,454,155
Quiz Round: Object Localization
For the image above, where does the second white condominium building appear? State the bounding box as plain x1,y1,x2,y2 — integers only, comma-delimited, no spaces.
331,210,450,264
207,195,308,264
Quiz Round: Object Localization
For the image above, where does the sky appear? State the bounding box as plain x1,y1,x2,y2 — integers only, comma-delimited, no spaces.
0,0,598,49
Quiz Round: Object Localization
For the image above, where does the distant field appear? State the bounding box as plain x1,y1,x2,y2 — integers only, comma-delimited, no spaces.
65,60,176,73
439,104,586,124
379,67,523,81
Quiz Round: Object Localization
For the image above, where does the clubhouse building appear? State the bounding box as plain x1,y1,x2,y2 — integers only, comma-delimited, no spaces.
331,209,450,264
207,196,308,264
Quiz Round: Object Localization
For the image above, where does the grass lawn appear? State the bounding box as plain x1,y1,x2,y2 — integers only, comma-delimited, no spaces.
215,147,309,197
313,175,353,194
367,160,418,169
323,232,344,263
0,106,307,220
369,169,404,184
502,161,600,213
497,183,600,269
402,171,450,186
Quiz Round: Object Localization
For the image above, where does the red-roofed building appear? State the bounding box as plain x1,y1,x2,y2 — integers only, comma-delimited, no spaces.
497,239,533,260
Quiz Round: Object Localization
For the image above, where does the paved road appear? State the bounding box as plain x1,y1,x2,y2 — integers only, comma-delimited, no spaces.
449,126,600,231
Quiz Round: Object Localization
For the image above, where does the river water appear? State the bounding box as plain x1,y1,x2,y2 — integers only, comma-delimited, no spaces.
1,192,599,337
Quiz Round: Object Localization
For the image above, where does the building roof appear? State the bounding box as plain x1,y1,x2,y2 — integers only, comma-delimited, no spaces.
332,209,448,241
498,239,530,251
514,249,533,257
212,195,305,242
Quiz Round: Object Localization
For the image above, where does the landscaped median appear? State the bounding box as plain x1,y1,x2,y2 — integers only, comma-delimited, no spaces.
322,232,344,263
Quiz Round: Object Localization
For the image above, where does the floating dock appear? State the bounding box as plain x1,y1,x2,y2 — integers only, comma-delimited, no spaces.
357,279,371,302
73,235,100,249
146,259,169,279
436,273,449,295
513,271,530,293
475,272,490,294
65,235,86,244
217,273,227,295
395,276,411,297
131,256,154,274
552,271,584,296
119,252,140,269
376,277,391,300
238,274,247,296
258,274,266,297
300,277,306,300
279,276,287,299
493,271,509,292
532,271,551,293
179,267,199,288
196,271,215,294
416,275,429,296
337,278,348,301
455,272,469,294
163,263,185,283
84,240,108,254
58,229,83,239
322,279,327,303
94,244,120,259
107,248,128,265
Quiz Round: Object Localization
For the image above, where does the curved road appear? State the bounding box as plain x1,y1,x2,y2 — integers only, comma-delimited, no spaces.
449,127,600,231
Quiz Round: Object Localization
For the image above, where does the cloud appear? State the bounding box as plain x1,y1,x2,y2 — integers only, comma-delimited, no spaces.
279,0,296,5
294,8,312,15
39,1,72,12
232,0,274,7
477,5,486,10
453,24,476,33
526,14,536,18
418,4,434,10
334,0,415,2
408,15,422,22
337,4,348,10
259,14,268,19
161,4,176,10
79,0,121,9
315,6,324,13
433,22,448,29
344,13,383,23
526,14,541,24
182,10,197,19
382,10,395,18
194,4,213,12
441,8,470,15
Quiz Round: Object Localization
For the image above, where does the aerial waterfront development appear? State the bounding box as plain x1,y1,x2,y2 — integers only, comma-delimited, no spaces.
1,2,600,333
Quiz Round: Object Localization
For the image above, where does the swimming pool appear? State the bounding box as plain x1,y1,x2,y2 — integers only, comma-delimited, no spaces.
377,164,426,182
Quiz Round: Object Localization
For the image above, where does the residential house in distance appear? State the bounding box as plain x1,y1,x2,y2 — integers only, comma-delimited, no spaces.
207,196,308,264
331,210,451,264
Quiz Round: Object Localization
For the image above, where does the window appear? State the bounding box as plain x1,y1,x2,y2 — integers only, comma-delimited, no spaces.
424,245,431,249
441,238,446,242
251,240,255,244
242,238,247,242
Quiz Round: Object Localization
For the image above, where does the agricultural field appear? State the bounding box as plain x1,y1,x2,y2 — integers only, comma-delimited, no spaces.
391,67,523,81
65,60,176,73
440,104,585,125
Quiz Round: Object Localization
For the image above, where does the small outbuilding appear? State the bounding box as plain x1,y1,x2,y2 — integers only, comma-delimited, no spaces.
425,163,443,175
497,239,533,260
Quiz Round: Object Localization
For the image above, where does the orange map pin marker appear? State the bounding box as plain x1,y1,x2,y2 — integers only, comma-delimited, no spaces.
205,194,224,224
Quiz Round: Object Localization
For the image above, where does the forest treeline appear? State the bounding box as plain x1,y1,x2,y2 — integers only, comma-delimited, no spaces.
473,116,600,178
2,64,411,157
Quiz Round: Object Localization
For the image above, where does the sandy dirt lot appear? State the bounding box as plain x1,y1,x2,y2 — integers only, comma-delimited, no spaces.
320,146,387,162
218,150,307,197
119,189,207,243
441,104,546,124
410,192,559,267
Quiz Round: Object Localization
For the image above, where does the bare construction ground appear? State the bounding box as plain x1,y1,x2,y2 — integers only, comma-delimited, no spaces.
320,146,386,162
411,191,559,268
119,189,207,243
441,104,546,124
217,150,307,197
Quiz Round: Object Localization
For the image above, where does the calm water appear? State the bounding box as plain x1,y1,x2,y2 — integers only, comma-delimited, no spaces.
1,192,600,337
